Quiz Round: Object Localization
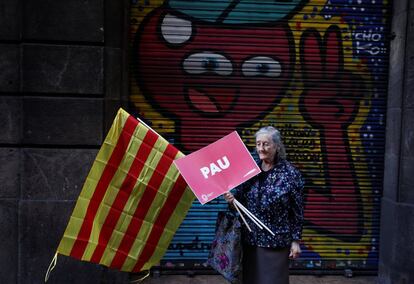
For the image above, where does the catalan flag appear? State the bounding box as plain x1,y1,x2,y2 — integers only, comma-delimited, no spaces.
56,108,195,272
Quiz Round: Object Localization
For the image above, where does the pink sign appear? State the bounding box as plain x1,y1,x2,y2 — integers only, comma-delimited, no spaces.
174,131,261,204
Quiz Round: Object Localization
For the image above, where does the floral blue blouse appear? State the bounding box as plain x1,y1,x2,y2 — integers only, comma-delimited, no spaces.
233,159,304,248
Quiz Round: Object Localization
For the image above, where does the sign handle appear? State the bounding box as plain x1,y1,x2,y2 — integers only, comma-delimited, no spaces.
234,198,275,236
233,201,252,232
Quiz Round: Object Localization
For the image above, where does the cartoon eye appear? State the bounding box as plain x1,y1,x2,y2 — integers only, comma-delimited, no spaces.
161,14,192,44
183,52,233,75
242,56,281,77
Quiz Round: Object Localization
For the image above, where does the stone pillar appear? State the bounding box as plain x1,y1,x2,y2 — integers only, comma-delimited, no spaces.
0,0,22,283
0,0,129,283
378,0,414,283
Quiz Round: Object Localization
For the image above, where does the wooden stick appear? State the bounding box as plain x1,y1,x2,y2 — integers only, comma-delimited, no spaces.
233,202,252,232
233,199,262,229
234,199,275,236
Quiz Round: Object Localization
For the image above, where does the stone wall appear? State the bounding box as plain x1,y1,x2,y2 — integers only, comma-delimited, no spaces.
0,0,129,283
378,0,414,283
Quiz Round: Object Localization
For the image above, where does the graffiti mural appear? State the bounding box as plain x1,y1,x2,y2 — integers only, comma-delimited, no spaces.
129,0,389,271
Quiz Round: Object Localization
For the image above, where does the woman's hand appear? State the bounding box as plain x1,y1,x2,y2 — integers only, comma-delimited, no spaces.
223,192,235,203
289,241,301,259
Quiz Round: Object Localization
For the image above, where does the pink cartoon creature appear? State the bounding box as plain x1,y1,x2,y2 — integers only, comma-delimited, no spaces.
134,0,306,151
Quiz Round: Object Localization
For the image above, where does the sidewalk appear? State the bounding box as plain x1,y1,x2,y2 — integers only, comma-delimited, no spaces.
137,275,377,284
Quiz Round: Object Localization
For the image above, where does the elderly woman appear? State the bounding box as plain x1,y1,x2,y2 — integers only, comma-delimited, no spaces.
224,126,304,284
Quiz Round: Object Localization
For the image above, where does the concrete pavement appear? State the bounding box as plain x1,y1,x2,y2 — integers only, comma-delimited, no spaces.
133,275,377,284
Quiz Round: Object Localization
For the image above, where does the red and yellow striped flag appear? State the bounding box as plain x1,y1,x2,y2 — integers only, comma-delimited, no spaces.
57,108,195,272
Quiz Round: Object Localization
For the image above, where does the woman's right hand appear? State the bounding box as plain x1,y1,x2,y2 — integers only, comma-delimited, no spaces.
223,192,235,203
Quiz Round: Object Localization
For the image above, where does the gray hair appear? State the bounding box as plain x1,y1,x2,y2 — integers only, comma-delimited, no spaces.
254,126,286,160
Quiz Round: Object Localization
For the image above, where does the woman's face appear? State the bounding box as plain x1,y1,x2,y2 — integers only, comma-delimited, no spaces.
256,133,277,163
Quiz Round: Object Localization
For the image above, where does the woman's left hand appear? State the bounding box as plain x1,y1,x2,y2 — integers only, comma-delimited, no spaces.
289,241,301,259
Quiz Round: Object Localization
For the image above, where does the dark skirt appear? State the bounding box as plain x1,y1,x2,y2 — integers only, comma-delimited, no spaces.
242,245,290,284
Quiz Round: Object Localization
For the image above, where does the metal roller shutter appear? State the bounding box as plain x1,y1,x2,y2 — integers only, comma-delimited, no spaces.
129,0,391,273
